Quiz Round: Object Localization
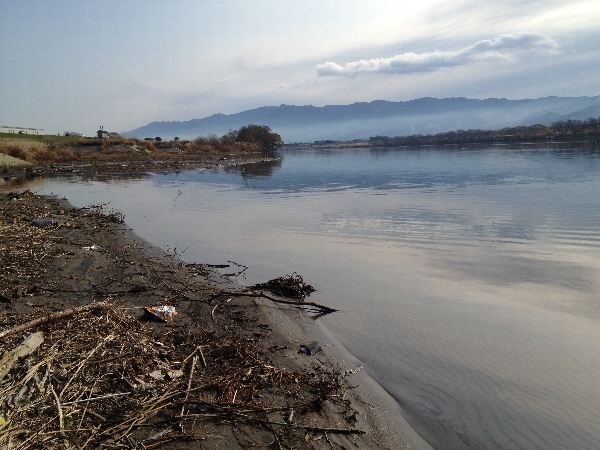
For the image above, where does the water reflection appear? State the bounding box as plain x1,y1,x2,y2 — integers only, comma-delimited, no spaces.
0,176,48,190
4,145,600,449
79,173,149,183
225,158,283,177
0,172,150,192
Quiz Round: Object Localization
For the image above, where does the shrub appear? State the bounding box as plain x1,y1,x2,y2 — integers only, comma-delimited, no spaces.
6,146,29,161
53,148,76,162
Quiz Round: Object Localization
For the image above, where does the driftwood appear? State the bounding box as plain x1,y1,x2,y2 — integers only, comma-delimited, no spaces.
0,302,107,339
0,332,44,380
214,290,337,314
207,273,337,313
49,383,64,430
255,290,337,313
251,273,315,301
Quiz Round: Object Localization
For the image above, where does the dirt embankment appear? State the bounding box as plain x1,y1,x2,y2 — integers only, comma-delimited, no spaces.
0,191,415,449
0,153,31,168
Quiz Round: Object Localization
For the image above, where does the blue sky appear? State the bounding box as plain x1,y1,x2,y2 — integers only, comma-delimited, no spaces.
1,0,599,136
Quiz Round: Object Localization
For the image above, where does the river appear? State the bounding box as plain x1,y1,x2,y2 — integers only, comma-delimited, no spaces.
5,143,600,449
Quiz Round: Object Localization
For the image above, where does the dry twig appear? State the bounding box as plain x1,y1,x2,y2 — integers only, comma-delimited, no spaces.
0,302,107,339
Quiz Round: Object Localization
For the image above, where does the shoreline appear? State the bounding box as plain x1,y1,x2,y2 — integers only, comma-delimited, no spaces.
254,295,433,449
1,154,277,178
119,214,432,449
0,188,431,448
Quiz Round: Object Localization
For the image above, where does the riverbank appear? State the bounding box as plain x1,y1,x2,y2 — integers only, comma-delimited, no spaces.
0,190,431,449
0,153,31,168
1,153,274,178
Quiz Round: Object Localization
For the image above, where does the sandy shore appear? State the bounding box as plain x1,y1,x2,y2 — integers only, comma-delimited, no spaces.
256,296,433,449
0,189,431,448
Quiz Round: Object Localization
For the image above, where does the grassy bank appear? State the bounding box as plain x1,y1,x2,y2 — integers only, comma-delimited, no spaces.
0,133,265,167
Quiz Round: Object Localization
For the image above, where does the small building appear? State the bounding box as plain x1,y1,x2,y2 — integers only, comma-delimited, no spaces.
97,126,109,139
0,126,43,135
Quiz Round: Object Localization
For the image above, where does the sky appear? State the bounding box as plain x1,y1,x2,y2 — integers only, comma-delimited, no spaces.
1,0,599,136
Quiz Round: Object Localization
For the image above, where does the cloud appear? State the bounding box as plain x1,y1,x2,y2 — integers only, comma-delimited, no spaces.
316,33,560,76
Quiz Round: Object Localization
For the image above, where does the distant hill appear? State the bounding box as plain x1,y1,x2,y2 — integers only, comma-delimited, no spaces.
124,96,600,143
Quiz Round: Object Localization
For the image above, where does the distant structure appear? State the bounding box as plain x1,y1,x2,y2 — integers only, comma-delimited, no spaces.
97,126,109,139
0,126,43,135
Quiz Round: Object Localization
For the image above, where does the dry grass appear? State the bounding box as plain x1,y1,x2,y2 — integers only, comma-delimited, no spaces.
0,139,48,163
0,139,78,164
0,136,265,167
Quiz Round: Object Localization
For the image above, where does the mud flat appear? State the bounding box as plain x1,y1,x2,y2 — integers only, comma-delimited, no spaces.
0,190,431,449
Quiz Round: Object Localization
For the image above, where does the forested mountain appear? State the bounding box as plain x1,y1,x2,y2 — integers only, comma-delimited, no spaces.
125,96,600,143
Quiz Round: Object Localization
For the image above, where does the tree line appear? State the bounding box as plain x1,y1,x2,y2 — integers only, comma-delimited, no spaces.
369,117,600,147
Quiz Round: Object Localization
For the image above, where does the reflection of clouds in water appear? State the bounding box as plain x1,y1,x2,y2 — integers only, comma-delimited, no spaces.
442,255,597,292
433,253,600,320
472,215,537,242
321,204,600,319
321,207,540,246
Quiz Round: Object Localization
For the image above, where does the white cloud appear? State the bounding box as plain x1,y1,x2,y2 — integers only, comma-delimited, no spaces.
316,33,560,76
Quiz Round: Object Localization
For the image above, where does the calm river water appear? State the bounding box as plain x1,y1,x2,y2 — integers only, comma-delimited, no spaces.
6,144,600,449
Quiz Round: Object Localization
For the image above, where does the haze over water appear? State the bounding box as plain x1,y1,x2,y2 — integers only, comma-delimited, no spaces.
14,144,600,449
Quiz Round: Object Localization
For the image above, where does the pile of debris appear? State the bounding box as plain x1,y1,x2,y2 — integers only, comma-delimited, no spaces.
0,192,70,303
0,191,363,449
0,301,354,449
252,273,316,301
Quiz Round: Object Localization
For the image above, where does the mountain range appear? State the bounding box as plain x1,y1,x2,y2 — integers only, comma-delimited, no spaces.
124,96,600,143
